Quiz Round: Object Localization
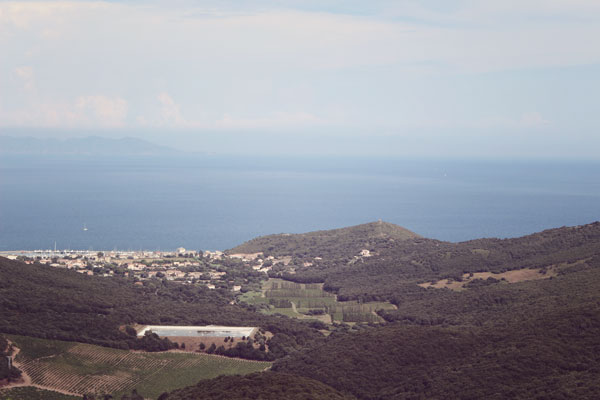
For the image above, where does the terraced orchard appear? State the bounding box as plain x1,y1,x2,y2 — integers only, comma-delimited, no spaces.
241,278,396,324
10,335,270,399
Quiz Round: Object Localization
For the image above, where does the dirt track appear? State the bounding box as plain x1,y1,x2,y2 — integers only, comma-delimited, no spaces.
0,340,81,397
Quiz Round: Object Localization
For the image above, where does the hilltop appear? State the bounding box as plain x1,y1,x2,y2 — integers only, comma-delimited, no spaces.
269,221,600,301
227,221,421,259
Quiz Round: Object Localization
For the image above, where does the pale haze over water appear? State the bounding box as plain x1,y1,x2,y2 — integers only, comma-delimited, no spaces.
1,155,598,251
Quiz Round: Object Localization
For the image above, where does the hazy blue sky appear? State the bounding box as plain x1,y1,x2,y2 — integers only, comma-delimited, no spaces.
1,0,599,158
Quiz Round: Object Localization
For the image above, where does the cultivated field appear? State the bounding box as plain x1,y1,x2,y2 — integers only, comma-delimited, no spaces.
241,278,395,324
9,335,271,399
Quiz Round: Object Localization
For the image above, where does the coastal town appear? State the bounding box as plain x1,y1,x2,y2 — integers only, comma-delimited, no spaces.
0,248,280,293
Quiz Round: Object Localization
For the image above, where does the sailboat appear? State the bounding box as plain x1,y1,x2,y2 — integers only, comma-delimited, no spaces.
83,223,88,231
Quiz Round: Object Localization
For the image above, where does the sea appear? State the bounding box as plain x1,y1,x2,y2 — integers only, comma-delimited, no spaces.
1,154,599,251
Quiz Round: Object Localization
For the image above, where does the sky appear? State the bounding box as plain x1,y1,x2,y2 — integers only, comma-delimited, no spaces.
1,0,599,158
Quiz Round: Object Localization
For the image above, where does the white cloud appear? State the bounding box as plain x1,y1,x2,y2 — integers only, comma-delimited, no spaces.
3,1,598,76
0,0,597,153
156,92,185,126
14,66,35,91
519,112,550,127
75,95,128,127
0,95,128,128
137,92,323,130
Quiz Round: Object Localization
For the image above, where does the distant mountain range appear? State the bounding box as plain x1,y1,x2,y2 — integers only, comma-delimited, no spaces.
0,135,179,156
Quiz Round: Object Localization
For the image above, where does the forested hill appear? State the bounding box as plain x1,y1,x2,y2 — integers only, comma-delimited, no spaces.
163,222,600,400
278,221,600,302
161,372,357,400
226,221,421,259
270,256,600,399
0,257,319,357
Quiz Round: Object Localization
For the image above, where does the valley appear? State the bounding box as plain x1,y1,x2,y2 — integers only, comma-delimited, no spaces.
2,220,600,399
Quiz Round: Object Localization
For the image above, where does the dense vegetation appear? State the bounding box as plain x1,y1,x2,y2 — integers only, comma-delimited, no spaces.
272,264,600,399
0,258,319,358
274,222,600,303
379,254,600,326
227,221,420,259
183,221,600,399
159,372,356,400
5,221,600,399
0,335,21,382
0,387,78,400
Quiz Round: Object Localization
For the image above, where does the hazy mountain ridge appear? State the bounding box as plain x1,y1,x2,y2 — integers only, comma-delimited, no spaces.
0,136,178,156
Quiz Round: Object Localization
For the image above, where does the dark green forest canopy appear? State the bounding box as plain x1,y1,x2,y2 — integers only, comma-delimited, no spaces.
4,222,600,399
160,372,357,400
0,258,319,357
272,221,600,302
272,264,600,399
157,260,600,400
379,254,600,326
158,222,600,400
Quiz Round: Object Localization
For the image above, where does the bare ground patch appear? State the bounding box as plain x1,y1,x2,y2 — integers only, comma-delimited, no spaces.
419,266,558,291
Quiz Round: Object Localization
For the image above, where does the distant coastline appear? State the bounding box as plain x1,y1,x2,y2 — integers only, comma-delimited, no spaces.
1,156,599,251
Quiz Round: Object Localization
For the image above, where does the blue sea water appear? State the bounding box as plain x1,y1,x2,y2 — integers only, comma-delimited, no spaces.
1,155,599,251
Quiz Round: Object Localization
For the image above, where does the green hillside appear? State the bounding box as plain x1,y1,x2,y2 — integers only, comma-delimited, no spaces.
8,335,270,399
162,372,356,400
282,222,600,302
0,258,319,359
227,221,420,259
272,264,600,399
5,221,600,399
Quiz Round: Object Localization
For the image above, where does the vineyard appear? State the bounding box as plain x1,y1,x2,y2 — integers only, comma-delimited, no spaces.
9,335,270,399
244,278,396,323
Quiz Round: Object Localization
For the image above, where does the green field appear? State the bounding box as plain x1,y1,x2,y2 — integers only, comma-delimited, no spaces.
241,278,395,323
8,335,270,399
